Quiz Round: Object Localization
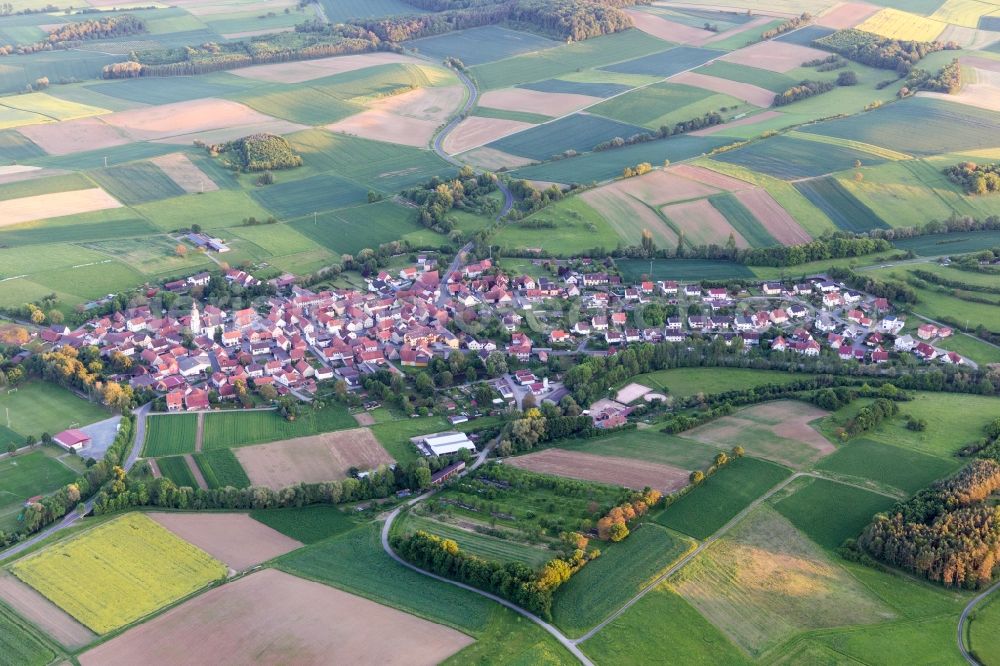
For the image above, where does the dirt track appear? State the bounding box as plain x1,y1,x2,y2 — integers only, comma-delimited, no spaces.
79,569,473,666
506,448,690,493
0,573,95,649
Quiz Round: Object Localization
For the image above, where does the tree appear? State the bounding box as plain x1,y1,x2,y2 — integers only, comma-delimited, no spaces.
48,309,64,324
608,521,629,542
690,470,705,485
175,244,188,257
733,445,745,458
838,70,858,86
6,443,15,455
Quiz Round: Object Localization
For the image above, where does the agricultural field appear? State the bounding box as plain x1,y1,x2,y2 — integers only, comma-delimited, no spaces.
155,456,199,489
0,449,81,531
856,7,948,40
655,456,791,539
407,25,558,66
396,513,555,568
506,448,690,494
793,177,890,232
201,405,355,450
615,257,756,281
601,46,720,77
191,449,251,489
772,476,895,549
9,513,226,634
714,135,890,180
589,82,752,131
814,438,960,495
0,605,56,666
489,113,649,161
629,367,816,398
552,523,694,637
557,428,723,471
708,193,778,247
142,414,198,457
969,594,1000,665
250,505,360,544
149,513,301,571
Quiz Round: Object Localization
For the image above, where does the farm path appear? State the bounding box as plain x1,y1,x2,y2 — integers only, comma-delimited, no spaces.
1,403,151,560
184,454,209,491
148,458,161,479
571,470,881,645
194,412,205,453
958,579,1000,665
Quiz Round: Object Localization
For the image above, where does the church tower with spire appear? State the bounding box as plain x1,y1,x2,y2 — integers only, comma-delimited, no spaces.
190,301,201,336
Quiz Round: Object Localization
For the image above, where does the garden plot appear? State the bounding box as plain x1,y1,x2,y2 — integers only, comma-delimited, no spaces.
662,199,751,248
815,2,881,28
230,52,425,84
149,513,302,571
150,153,219,193
78,569,473,666
0,188,121,227
443,116,534,154
685,400,833,469
669,71,775,107
625,8,717,43
479,87,601,117
719,40,830,73
0,573,94,649
671,507,893,656
234,427,395,490
505,449,690,494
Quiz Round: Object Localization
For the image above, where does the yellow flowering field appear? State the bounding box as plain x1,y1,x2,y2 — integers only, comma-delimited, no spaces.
10,513,226,634
857,8,947,41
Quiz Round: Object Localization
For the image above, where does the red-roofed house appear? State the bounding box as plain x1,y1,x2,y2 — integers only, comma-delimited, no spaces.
53,429,90,452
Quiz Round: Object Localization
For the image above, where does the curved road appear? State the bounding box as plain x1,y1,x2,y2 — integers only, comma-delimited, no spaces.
958,579,1000,665
1,403,151,560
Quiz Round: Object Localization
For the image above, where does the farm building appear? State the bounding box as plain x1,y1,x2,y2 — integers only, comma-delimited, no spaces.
431,461,466,485
53,429,91,452
414,431,477,457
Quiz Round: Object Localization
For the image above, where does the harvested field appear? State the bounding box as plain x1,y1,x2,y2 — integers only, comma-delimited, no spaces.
918,68,1000,112
626,9,716,43
327,110,440,148
662,199,750,248
0,188,121,226
0,573,94,649
148,513,301,571
581,185,679,247
372,85,465,123
17,117,128,156
102,98,287,142
150,153,219,193
459,146,535,171
443,116,534,154
234,427,395,490
689,109,783,136
506,449,690,494
735,188,812,243
230,52,424,84
616,382,652,404
479,88,602,117
816,2,881,29
0,165,65,186
670,71,775,107
667,163,752,191
686,400,833,469
78,569,473,666
719,41,830,73
598,168,722,204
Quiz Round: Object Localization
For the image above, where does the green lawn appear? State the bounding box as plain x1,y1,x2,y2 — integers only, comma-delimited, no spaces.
142,414,197,457
970,594,1000,666
202,406,356,450
655,457,791,540
552,523,694,637
629,367,814,399
816,615,966,666
0,448,79,531
580,583,750,665
493,196,621,256
0,382,108,441
192,449,250,490
557,428,722,471
250,505,359,544
773,477,894,550
369,416,450,465
815,439,960,495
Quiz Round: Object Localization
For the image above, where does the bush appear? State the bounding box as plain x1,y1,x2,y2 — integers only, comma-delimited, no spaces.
837,70,858,86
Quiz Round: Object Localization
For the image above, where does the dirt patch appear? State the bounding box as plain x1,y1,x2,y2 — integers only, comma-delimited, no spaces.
581,184,679,247
0,573,95,649
735,188,812,244
720,41,830,73
479,88,601,116
103,98,287,142
443,116,534,154
79,568,472,666
372,85,465,123
235,427,395,490
0,188,122,226
616,382,652,404
0,166,67,186
353,411,376,426
918,68,1000,112
151,153,219,194
18,117,129,156
662,198,750,248
689,109,783,136
625,9,716,43
686,400,833,469
457,146,535,170
148,513,301,571
667,163,753,191
229,52,425,84
670,71,774,107
506,448,690,493
327,110,440,148
816,2,880,29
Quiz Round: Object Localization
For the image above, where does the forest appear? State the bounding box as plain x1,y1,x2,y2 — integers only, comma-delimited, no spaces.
0,13,145,56
403,167,500,232
814,29,955,73
208,134,304,173
944,162,1000,195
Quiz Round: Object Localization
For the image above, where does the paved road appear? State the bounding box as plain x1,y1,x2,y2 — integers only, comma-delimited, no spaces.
958,579,1000,664
437,241,474,307
1,403,150,560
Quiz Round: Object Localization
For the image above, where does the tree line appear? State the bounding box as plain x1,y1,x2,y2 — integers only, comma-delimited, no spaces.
761,13,810,39
0,13,145,56
593,112,723,152
899,58,962,96
773,79,834,106
944,162,1000,195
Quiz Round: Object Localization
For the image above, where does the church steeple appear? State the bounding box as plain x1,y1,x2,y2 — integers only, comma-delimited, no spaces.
190,301,201,335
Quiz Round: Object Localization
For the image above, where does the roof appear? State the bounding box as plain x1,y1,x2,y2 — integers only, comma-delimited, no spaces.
54,429,90,446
